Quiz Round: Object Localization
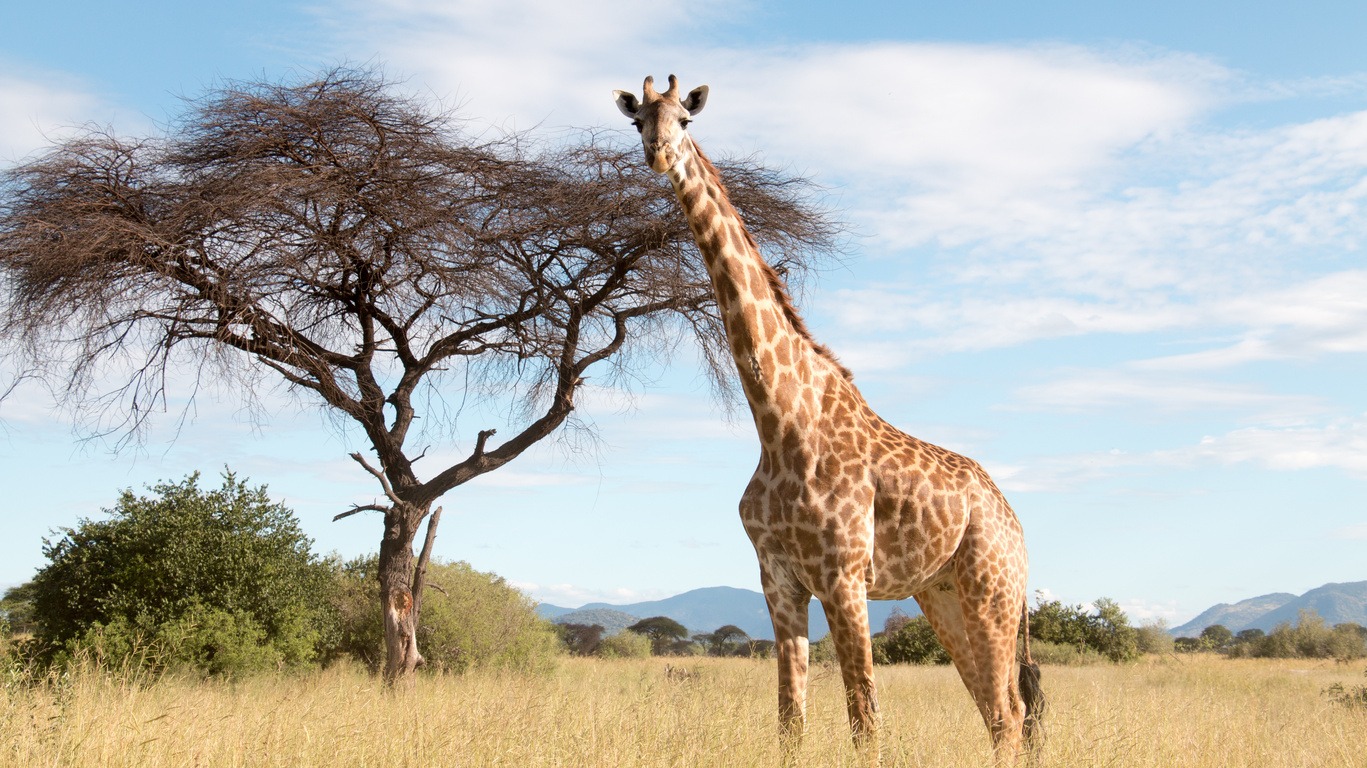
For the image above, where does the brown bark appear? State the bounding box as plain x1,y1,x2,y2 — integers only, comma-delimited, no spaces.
378,504,423,680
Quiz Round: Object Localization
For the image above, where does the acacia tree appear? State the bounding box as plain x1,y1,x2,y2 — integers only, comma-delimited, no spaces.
0,68,840,680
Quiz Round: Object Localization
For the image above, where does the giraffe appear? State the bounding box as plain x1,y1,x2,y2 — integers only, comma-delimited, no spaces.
614,75,1043,763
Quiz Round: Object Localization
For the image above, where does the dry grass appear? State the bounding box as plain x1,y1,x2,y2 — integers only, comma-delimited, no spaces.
3,655,1365,767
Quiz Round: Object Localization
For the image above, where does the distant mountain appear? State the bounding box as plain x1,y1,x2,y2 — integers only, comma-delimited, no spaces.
537,586,922,640
1171,593,1297,637
1253,582,1367,631
1172,581,1367,636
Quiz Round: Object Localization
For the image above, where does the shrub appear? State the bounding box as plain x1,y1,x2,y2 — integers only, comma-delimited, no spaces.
875,616,950,665
28,471,333,677
418,561,559,674
1324,668,1367,710
1136,621,1175,655
1242,612,1367,661
598,631,652,659
1028,640,1108,666
326,556,558,674
1199,624,1233,651
1029,596,1139,662
809,634,838,666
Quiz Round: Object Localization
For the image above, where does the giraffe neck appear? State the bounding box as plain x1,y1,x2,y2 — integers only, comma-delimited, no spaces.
666,139,848,417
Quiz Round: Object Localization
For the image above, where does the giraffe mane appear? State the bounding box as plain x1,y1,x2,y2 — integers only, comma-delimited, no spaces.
688,139,853,382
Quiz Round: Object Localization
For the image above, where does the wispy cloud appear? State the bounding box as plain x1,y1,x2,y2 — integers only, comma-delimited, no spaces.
1012,369,1328,421
0,68,141,164
511,580,671,607
1160,419,1367,476
1333,524,1367,541
1003,415,1367,492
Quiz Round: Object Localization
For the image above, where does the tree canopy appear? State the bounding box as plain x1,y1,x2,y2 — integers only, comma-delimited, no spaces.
627,616,689,655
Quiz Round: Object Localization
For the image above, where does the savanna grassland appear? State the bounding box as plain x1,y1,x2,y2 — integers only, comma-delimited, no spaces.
3,656,1364,767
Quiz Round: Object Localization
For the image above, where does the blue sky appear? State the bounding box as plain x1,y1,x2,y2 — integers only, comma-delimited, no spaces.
3,0,1365,626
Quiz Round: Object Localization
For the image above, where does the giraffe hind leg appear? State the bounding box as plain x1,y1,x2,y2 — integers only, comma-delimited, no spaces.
918,582,1028,762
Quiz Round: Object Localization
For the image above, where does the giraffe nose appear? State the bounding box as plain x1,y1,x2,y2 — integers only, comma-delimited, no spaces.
646,142,673,173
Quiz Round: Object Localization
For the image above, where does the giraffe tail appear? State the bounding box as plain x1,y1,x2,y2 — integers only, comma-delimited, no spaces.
1019,600,1045,749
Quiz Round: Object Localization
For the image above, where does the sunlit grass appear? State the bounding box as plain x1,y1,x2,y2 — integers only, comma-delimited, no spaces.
3,655,1364,766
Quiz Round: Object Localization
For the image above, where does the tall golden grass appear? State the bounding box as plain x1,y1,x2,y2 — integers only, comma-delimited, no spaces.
3,655,1364,767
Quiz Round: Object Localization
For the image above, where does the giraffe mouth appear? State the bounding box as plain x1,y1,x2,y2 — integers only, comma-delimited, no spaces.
645,142,675,174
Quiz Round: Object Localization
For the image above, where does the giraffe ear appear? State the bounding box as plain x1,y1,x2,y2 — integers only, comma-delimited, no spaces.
682,85,709,115
614,90,641,118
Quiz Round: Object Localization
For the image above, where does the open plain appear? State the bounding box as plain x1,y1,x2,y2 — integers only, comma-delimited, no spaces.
4,655,1365,767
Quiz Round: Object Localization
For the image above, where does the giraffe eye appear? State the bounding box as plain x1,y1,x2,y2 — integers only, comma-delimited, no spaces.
633,120,643,133
679,118,691,129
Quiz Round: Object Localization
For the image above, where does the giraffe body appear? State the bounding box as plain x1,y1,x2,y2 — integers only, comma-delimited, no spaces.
615,76,1041,763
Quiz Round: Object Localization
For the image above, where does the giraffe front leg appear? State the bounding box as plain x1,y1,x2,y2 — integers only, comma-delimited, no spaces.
820,581,880,752
759,565,812,750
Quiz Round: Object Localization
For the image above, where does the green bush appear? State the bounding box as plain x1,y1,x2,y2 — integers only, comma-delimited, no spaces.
419,561,558,673
326,556,558,674
874,616,950,665
1028,639,1108,666
598,630,652,659
1029,596,1139,662
1136,621,1175,655
27,471,333,677
809,634,838,666
1241,612,1367,661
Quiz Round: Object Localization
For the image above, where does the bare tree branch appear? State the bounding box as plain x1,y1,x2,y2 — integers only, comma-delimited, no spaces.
334,503,388,522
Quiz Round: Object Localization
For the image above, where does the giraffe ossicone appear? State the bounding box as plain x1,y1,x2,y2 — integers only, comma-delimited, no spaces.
614,75,1043,764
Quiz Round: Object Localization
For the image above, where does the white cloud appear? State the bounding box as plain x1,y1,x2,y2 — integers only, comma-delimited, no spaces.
329,0,731,130
1117,598,1182,624
0,70,129,165
1012,369,1327,421
1333,524,1367,541
1163,419,1367,476
726,44,1217,194
511,580,670,607
1003,415,1367,492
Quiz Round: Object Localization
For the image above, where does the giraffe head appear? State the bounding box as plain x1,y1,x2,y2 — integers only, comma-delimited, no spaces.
613,75,709,175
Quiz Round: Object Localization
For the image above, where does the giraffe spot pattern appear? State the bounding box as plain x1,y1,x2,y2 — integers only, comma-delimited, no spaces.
623,77,1035,762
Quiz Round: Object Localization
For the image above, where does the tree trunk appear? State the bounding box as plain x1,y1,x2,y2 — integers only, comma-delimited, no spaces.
378,504,424,681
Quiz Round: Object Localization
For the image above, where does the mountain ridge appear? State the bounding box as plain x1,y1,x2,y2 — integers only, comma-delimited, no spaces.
537,585,922,641
539,580,1367,641
1171,581,1367,636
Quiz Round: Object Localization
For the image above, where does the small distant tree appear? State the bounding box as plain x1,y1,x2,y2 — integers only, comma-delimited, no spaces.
627,616,689,656
1173,636,1202,653
883,608,915,635
1244,612,1367,661
1029,598,1091,649
1090,598,1139,662
1135,620,1174,655
703,625,748,657
556,623,606,657
744,639,776,659
1199,624,1234,651
0,582,37,638
28,471,333,676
